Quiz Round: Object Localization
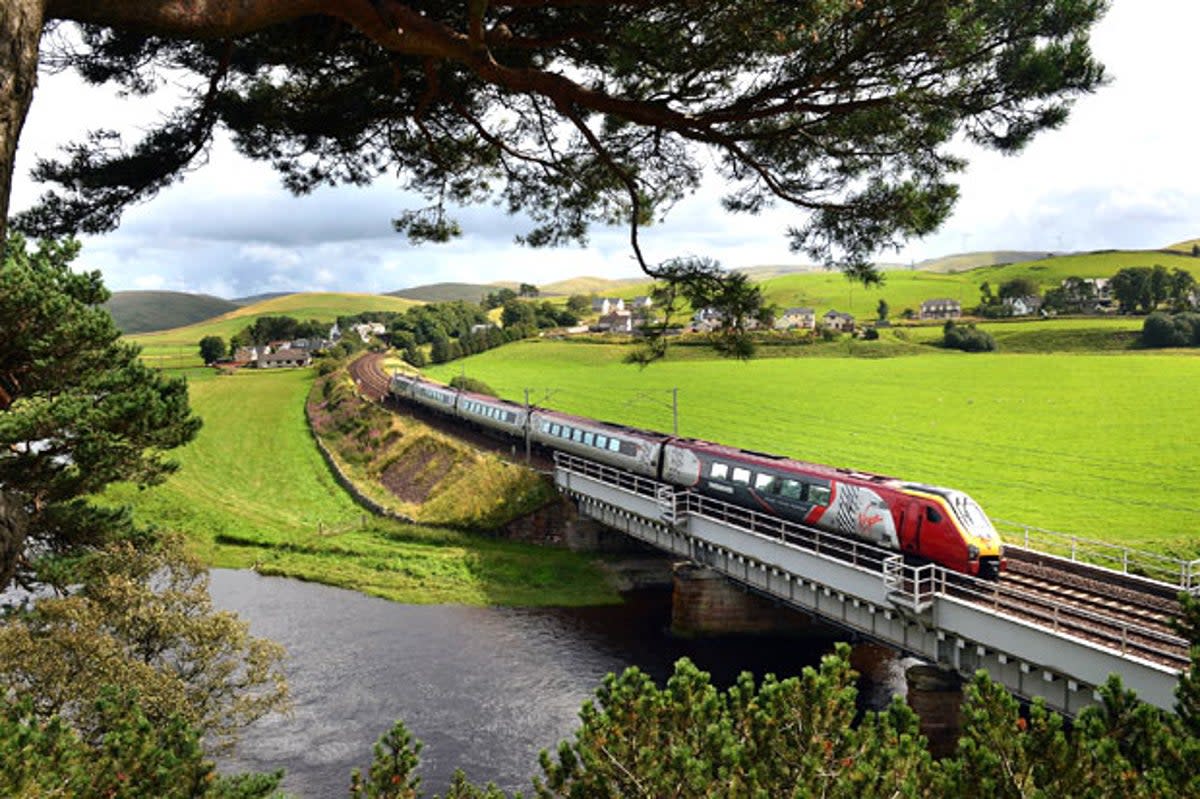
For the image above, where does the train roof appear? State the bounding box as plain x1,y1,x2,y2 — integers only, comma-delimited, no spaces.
457,388,527,411
531,406,666,442
669,437,906,488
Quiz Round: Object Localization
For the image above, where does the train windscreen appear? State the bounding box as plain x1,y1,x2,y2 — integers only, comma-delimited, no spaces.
946,491,998,542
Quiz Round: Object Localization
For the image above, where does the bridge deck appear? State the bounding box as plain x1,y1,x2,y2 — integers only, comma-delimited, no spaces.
553,453,1187,715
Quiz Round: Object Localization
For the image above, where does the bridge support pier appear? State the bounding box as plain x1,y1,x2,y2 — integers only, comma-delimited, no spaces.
670,563,829,638
905,664,963,758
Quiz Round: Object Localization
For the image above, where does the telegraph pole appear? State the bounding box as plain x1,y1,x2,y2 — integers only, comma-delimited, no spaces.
672,387,679,436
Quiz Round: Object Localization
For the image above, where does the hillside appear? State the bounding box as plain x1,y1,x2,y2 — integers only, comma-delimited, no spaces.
539,275,652,296
755,248,1200,319
1165,238,1200,254
386,281,512,303
913,251,1055,273
128,292,421,368
104,290,239,334
232,291,296,305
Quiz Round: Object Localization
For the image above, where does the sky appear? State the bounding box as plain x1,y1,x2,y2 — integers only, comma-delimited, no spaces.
9,0,1200,298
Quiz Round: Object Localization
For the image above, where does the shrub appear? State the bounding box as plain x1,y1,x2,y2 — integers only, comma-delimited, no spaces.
450,376,497,396
942,320,996,352
1142,312,1200,348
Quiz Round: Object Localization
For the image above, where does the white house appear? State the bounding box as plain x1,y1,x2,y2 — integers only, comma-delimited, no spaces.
774,307,816,330
595,312,634,333
822,310,856,332
1003,295,1043,317
352,322,386,342
630,296,654,311
919,299,962,320
591,297,626,315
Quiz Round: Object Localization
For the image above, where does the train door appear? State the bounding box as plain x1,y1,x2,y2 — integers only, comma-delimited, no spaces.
901,500,923,553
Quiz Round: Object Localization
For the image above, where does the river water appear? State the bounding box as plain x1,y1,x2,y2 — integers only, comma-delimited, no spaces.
210,569,905,798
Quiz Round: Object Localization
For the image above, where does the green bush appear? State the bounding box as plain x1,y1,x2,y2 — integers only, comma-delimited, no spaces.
450,375,497,396
1142,312,1200,348
942,321,996,352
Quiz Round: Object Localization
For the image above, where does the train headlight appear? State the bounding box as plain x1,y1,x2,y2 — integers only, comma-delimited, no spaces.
967,544,980,561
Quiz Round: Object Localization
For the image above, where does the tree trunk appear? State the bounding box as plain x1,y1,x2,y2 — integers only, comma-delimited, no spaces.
0,490,28,590
0,0,44,243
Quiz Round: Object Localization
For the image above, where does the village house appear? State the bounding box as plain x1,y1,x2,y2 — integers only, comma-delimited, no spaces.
590,297,626,315
629,296,654,312
257,348,313,369
1003,295,1043,317
691,307,724,332
233,345,265,363
919,298,962,320
822,310,856,332
352,322,386,342
594,312,635,333
774,307,816,330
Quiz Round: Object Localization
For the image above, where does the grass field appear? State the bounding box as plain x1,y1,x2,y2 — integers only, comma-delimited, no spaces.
426,340,1200,558
105,367,617,606
128,292,420,368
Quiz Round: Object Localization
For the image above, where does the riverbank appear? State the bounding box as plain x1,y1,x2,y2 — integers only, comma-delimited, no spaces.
104,366,620,606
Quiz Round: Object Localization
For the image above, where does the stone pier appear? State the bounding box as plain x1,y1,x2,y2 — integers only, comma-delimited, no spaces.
670,562,827,637
905,663,964,758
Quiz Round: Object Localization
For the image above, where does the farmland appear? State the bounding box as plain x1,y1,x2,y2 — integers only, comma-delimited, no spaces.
426,339,1200,558
104,367,617,606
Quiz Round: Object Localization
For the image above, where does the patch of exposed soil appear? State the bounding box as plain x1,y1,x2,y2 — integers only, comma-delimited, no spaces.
379,440,458,504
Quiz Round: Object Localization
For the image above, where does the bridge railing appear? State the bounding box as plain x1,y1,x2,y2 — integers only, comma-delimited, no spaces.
554,453,1190,668
996,519,1200,595
942,570,1190,670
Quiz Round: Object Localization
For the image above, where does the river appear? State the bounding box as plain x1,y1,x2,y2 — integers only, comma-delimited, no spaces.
210,569,906,797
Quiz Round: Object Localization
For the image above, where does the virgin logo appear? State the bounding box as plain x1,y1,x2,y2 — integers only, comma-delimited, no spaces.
858,511,883,531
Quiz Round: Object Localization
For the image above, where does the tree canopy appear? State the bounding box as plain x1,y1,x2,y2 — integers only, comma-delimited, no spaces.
3,0,1107,285
0,232,201,589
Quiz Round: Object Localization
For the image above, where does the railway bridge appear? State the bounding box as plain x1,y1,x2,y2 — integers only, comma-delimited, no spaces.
349,353,1196,716
554,452,1195,716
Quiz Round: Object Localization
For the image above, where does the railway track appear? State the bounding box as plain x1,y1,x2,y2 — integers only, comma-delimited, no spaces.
348,352,391,400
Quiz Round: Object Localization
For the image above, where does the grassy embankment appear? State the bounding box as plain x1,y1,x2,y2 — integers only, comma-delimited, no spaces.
424,337,1200,559
127,292,420,369
105,366,617,606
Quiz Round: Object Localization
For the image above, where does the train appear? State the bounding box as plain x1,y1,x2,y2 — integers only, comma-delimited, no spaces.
388,371,1005,579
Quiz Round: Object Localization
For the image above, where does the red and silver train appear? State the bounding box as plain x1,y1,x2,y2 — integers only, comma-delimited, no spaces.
389,373,1005,578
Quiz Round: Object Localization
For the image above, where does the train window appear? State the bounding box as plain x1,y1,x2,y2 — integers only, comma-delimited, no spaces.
596,435,608,449
755,474,780,493
809,484,831,506
926,506,943,523
573,429,583,442
619,441,638,456
608,438,621,452
547,423,557,435
731,467,751,485
710,463,729,480
583,432,595,446
779,479,803,500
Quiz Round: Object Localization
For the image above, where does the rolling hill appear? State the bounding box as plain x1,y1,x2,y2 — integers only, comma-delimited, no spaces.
128,292,422,368
104,291,240,334
386,282,514,303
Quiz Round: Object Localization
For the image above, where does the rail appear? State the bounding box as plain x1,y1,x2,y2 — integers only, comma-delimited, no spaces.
996,519,1200,595
555,452,1190,669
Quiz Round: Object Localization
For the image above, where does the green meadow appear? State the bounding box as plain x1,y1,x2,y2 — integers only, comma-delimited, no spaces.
105,367,617,606
426,339,1200,559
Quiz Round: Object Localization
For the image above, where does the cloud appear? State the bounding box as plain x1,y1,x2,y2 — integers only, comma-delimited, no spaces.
11,0,1200,296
